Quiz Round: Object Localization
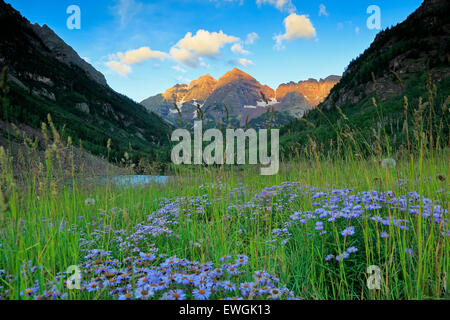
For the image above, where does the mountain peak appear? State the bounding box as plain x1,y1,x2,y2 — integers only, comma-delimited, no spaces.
216,68,256,89
227,67,252,77
276,76,341,107
229,67,250,76
30,22,108,86
162,83,188,102
197,74,215,80
0,0,170,161
141,68,341,127
188,74,216,89
323,75,342,82
184,74,217,101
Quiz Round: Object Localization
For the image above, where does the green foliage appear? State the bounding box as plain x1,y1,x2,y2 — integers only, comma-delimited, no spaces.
280,72,450,159
0,19,172,168
0,146,448,300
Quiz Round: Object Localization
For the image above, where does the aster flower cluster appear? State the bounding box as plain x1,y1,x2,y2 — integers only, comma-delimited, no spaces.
267,187,448,264
0,181,447,300
0,187,298,300
2,250,296,300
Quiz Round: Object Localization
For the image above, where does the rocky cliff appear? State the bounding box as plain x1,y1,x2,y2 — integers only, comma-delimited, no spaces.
276,76,341,107
321,0,450,110
0,0,171,163
141,68,339,128
280,0,450,156
30,24,108,86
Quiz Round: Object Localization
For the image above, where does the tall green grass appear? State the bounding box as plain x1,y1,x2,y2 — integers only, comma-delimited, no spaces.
0,68,449,300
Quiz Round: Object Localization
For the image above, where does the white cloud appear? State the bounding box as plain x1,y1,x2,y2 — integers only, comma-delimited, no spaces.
319,4,328,17
170,30,239,67
112,0,144,27
274,13,316,50
105,60,132,77
256,0,296,13
245,32,259,45
170,47,195,67
172,65,187,73
82,57,90,63
238,58,254,66
231,43,251,55
355,27,360,34
105,46,169,76
104,29,242,74
230,58,254,67
117,47,169,65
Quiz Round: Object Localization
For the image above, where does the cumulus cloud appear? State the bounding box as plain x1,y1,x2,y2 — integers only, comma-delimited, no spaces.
256,0,296,13
245,32,259,45
170,30,239,67
319,4,328,16
238,58,254,66
105,60,131,77
105,29,242,74
230,58,254,67
274,13,316,50
117,47,169,65
105,46,169,76
231,43,251,55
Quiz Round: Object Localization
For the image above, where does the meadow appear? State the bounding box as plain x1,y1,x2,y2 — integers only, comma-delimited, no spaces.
0,74,449,300
0,133,448,300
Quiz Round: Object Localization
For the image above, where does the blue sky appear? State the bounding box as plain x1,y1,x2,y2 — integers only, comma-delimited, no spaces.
6,0,422,102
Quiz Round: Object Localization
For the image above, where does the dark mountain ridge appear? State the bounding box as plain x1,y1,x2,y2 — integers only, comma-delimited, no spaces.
0,0,171,164
280,0,450,156
322,0,449,110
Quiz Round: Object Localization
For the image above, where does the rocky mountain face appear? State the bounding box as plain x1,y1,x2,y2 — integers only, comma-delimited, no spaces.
141,68,340,128
30,24,108,87
161,84,189,102
202,68,276,126
183,74,217,102
213,68,275,98
321,0,450,110
0,0,171,163
161,74,218,103
276,76,341,107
